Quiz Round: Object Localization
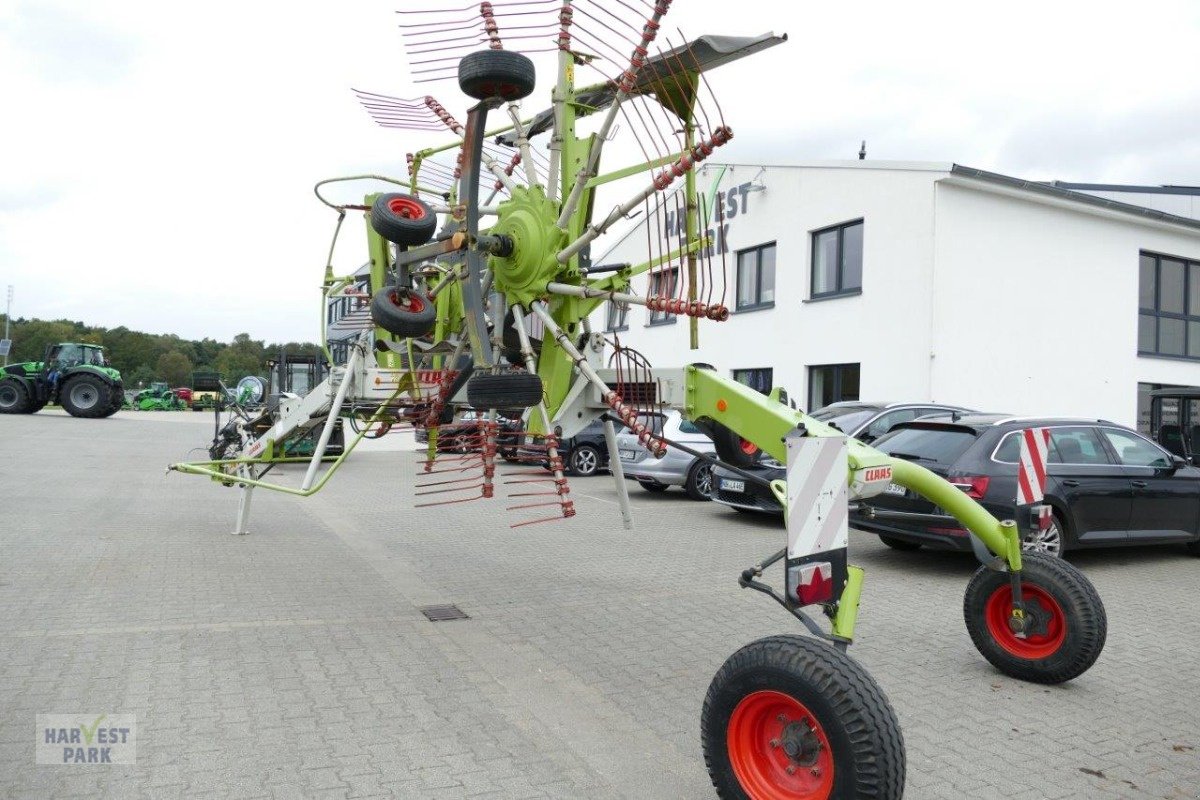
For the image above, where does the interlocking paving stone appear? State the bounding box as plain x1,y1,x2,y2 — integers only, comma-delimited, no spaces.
1,410,1198,798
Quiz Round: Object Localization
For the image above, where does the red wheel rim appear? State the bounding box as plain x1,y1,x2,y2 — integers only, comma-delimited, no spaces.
984,583,1066,659
387,196,426,220
727,690,834,799
390,290,425,313
739,438,759,456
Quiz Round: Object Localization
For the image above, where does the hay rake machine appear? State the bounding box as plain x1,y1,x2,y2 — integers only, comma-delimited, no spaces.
170,2,1108,797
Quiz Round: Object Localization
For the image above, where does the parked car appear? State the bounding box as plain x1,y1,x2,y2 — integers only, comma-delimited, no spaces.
712,401,973,514
616,410,717,499
853,413,1200,558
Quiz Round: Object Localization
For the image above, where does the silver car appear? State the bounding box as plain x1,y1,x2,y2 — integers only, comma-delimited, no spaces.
615,410,716,499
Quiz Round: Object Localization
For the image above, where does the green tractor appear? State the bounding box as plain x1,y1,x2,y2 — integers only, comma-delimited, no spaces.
0,342,124,418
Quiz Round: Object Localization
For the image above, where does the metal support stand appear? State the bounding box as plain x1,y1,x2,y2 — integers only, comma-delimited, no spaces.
301,346,361,491
233,466,254,536
601,418,634,530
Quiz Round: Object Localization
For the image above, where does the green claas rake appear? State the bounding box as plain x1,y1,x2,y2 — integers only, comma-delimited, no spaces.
169,3,1106,797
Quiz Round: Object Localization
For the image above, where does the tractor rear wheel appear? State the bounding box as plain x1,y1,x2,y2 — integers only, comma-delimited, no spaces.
0,378,32,414
963,552,1106,684
101,385,124,417
702,635,905,800
60,374,113,418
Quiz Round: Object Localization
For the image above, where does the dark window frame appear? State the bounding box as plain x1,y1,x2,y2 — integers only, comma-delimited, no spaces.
647,267,679,326
732,367,773,394
735,241,777,312
605,299,630,332
807,362,861,409
1139,250,1200,361
810,219,864,300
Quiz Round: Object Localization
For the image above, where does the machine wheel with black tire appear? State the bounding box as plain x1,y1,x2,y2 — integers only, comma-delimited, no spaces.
637,479,669,493
566,444,601,477
684,459,715,501
371,288,437,338
963,552,1106,684
878,535,921,552
701,418,762,469
60,374,114,419
458,50,536,102
370,193,437,247
466,371,543,410
702,635,905,800
0,378,32,414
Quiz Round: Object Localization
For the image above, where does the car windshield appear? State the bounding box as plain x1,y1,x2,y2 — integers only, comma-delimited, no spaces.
873,426,978,467
810,406,878,435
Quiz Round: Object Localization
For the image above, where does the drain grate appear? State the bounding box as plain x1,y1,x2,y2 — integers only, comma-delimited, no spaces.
419,604,470,622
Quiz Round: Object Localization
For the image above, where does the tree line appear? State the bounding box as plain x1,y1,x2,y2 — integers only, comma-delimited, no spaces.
1,316,323,389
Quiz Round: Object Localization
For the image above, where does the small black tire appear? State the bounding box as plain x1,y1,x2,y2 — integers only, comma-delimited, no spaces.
963,552,1106,684
370,193,437,247
0,378,32,414
458,50,536,102
371,288,437,338
566,444,602,477
698,418,762,468
878,534,921,552
702,634,905,800
684,459,715,501
60,374,112,418
637,479,669,493
466,371,543,410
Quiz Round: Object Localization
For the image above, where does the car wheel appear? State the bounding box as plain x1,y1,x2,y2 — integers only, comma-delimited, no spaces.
685,460,715,501
637,479,669,493
963,552,1106,684
567,444,601,477
878,535,921,552
1021,512,1065,558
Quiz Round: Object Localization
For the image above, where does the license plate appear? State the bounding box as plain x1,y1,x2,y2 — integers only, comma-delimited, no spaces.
720,479,746,493
883,483,907,497
619,449,637,461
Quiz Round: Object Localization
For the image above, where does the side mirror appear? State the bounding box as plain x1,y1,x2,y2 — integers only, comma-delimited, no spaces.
1171,454,1187,470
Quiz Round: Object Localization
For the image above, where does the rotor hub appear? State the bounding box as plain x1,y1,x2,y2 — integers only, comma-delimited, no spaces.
487,185,566,305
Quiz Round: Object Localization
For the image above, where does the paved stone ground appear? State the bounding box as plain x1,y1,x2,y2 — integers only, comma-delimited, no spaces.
1,410,1198,799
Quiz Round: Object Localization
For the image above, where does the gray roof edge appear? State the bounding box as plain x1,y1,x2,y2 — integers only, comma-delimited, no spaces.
949,165,1200,233
1052,181,1200,197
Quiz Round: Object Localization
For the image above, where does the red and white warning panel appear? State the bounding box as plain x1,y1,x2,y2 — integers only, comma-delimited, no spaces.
784,435,849,560
1017,427,1051,506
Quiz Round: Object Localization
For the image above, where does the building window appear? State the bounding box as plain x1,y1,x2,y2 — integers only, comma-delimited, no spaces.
811,220,863,299
1139,251,1200,359
736,243,776,311
647,267,678,325
606,299,629,332
808,363,860,410
733,368,773,394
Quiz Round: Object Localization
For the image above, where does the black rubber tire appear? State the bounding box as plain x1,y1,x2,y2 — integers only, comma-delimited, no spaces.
878,534,921,552
702,635,905,800
684,459,715,501
699,418,762,469
371,288,437,338
638,479,669,493
458,50,536,102
0,378,32,414
100,383,124,418
60,374,113,418
963,552,1106,684
466,371,543,410
370,193,437,247
566,444,602,477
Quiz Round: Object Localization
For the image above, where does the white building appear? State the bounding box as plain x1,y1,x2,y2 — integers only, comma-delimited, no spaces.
589,161,1200,430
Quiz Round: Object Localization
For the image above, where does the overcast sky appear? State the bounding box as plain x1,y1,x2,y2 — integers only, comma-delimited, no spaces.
2,0,1197,344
